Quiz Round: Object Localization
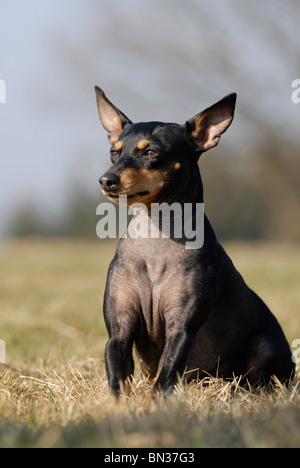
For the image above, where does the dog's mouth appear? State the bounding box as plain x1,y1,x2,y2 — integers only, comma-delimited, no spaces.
105,191,150,201
100,167,167,205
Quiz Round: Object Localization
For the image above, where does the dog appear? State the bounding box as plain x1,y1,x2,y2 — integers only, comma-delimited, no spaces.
95,86,295,395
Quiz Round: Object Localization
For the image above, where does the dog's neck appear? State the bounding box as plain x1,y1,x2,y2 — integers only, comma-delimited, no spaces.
157,162,204,206
126,169,205,249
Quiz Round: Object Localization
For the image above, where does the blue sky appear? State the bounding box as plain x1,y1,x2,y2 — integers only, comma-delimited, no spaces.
0,2,100,235
0,0,299,239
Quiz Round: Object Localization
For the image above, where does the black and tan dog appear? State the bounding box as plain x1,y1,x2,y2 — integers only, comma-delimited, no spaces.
95,87,295,395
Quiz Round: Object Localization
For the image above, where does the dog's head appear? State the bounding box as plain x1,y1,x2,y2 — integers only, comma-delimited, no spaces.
95,87,236,206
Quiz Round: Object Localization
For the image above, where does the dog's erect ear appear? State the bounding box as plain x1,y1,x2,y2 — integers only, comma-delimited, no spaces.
95,86,132,145
185,93,237,153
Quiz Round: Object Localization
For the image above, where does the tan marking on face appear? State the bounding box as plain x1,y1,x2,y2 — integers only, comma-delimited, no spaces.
137,139,150,150
174,162,181,170
113,168,167,206
114,141,123,151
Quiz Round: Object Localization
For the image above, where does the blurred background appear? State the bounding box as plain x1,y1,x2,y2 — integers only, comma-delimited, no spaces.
0,0,299,242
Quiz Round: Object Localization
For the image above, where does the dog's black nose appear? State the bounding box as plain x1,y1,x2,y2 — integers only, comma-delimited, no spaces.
99,173,120,191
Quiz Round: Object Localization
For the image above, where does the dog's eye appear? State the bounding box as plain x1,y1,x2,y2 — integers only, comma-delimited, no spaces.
145,149,158,157
110,150,120,159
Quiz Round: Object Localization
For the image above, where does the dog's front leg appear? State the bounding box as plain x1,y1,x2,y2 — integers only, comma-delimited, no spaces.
105,335,135,397
153,326,194,393
152,290,207,394
103,275,139,397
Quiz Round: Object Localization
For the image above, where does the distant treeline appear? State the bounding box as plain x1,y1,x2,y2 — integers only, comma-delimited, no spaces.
7,139,300,242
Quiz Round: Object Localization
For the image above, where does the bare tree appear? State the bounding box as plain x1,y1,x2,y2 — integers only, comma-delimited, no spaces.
16,0,299,240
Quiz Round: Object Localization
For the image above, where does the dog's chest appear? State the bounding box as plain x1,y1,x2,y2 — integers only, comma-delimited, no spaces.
116,237,195,322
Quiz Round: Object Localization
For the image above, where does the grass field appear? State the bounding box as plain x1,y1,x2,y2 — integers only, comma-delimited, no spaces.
0,239,299,448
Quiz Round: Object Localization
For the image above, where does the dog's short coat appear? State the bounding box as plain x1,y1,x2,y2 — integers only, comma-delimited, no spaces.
95,87,295,395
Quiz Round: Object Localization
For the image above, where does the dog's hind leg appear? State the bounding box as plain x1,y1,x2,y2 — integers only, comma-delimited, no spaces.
245,333,295,386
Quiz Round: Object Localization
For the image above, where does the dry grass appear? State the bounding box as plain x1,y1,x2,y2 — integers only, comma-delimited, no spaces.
0,239,299,448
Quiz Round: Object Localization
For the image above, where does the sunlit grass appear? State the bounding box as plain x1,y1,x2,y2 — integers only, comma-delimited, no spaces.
0,239,299,448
